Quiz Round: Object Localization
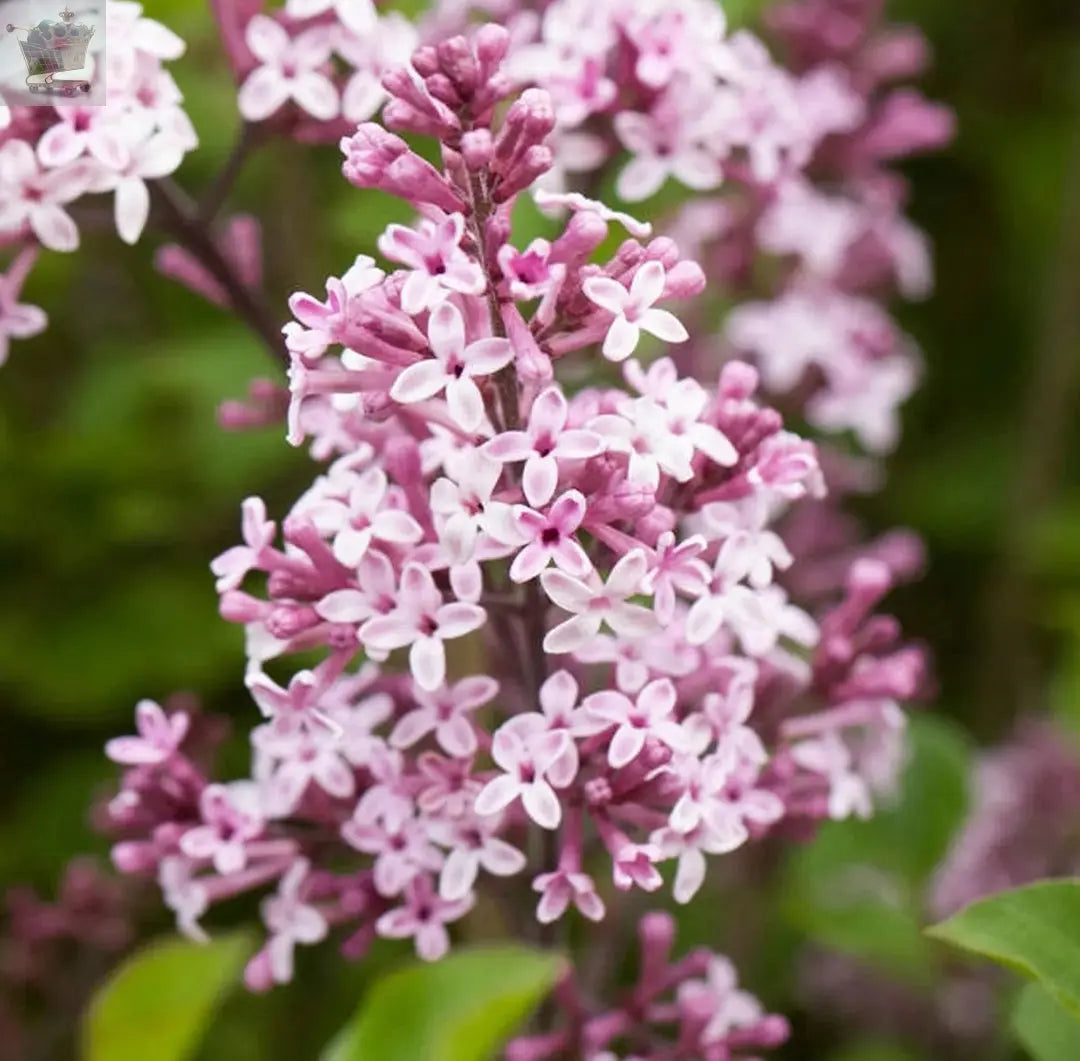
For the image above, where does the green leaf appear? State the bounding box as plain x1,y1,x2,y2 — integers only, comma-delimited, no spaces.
322,945,564,1061
927,880,1080,1015
83,933,254,1061
1012,983,1080,1061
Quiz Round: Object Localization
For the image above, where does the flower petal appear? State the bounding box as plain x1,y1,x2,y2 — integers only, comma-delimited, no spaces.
391,359,447,403
293,73,340,122
410,635,446,691
522,780,561,829
427,301,464,363
522,453,558,508
238,67,291,123
602,315,640,362
445,376,485,432
638,307,689,344
629,260,666,307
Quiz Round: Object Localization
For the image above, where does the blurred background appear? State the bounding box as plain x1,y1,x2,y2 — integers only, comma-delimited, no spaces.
2,0,1080,1058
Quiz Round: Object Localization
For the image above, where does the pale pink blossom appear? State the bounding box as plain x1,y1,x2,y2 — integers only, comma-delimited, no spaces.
0,141,89,252
678,957,765,1045
378,214,485,314
211,497,276,592
583,261,688,362
641,532,711,623
612,842,664,892
581,679,687,769
106,700,189,765
474,717,571,829
0,248,47,368
509,491,592,583
310,465,424,568
431,816,526,901
542,549,658,654
483,386,603,507
614,107,725,202
286,0,377,34
179,783,265,875
342,808,443,897
390,301,513,432
359,563,486,691
589,399,696,489
389,676,498,758
376,878,473,961
238,16,339,123
36,108,128,171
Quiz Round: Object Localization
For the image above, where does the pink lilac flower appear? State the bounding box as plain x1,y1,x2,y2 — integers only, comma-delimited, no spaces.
678,956,766,1045
583,261,689,362
533,868,605,924
589,399,697,490
238,16,340,123
375,878,473,961
36,107,128,170
614,106,725,202
342,806,443,897
508,491,592,583
389,301,513,432
641,532,711,623
286,0,376,34
474,718,572,829
310,464,425,568
179,783,264,875
109,128,190,245
91,12,940,1023
389,675,498,757
432,815,526,902
581,679,687,768
483,386,603,507
0,141,88,252
541,549,658,654
377,214,486,314
359,563,486,691
105,700,189,765
210,496,276,592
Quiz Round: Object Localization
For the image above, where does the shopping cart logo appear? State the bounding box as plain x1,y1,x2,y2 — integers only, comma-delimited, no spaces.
5,5,95,97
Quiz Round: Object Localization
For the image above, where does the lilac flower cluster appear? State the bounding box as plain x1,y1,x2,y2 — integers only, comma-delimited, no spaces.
0,1,196,360
438,0,950,453
227,0,418,131
92,11,936,1053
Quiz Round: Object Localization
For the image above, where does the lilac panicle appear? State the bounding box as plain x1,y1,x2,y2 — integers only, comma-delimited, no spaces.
88,1,949,1055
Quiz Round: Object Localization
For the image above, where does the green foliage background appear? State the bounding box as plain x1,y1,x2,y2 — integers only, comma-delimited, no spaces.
3,0,1080,1057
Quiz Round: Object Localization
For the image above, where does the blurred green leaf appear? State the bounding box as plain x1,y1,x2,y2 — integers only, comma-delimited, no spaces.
83,933,253,1061
927,880,1080,1015
321,945,564,1061
723,0,770,27
782,717,970,983
1012,982,1080,1061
